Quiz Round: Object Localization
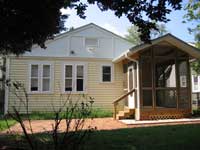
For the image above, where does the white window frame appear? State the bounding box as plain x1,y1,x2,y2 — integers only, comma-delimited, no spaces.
63,62,87,93
192,75,200,93
100,63,114,83
64,64,74,92
29,63,40,93
28,62,54,94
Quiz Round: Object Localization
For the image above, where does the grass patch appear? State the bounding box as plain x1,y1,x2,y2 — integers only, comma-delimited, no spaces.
83,124,200,150
1,124,200,150
17,109,113,120
0,119,16,131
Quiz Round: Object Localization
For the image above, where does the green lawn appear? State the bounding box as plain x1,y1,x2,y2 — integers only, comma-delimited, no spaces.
84,124,200,150
0,119,16,131
0,124,200,150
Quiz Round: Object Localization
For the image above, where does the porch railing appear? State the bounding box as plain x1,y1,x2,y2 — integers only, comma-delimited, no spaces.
113,88,135,119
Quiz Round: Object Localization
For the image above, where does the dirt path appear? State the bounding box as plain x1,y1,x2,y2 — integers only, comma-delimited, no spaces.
1,118,200,134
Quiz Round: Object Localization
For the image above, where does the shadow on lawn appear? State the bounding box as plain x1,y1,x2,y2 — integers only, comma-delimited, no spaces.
1,124,200,150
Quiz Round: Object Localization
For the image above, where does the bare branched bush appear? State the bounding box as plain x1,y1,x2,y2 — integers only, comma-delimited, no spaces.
5,80,96,150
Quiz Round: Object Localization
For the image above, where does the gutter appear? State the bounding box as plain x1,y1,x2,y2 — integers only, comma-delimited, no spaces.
124,53,138,62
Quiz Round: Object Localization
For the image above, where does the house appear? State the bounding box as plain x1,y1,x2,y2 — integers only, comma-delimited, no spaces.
191,64,200,110
4,23,200,120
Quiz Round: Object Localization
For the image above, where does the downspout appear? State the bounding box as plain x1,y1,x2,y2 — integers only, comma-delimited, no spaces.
124,53,140,120
4,56,10,115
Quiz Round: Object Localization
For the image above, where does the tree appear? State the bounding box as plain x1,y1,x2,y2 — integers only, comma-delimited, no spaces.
0,0,182,55
126,23,168,45
125,25,141,45
184,0,200,73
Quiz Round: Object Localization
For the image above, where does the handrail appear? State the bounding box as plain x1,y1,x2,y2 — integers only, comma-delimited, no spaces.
113,88,135,119
113,88,135,104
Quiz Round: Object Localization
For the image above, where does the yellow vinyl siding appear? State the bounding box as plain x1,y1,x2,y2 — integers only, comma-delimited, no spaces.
8,57,124,113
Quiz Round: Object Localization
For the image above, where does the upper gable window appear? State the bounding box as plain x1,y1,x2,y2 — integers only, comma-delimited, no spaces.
85,38,98,47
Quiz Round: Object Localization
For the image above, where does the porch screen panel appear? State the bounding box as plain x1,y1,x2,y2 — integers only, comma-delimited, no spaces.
141,57,152,87
141,51,153,107
155,58,176,88
178,59,189,109
156,90,176,108
155,51,177,108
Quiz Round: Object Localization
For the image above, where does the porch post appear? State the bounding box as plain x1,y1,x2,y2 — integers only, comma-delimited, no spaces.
135,60,140,120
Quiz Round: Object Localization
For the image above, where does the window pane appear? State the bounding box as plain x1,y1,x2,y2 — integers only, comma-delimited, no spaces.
155,58,176,87
65,65,72,78
103,74,111,82
156,90,176,108
102,66,111,82
193,76,198,91
141,57,152,87
103,66,111,74
65,79,72,91
42,79,50,91
143,90,152,106
43,65,50,77
77,79,83,91
31,78,38,91
31,65,38,77
77,65,83,78
179,88,189,109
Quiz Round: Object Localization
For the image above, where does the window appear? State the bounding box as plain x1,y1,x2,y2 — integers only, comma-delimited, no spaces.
42,65,51,92
64,63,86,93
192,75,200,92
65,65,73,91
101,65,113,82
76,65,84,91
29,63,53,93
30,65,39,91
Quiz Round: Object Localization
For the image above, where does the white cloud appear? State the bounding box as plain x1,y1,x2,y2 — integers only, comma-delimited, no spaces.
60,8,72,15
102,23,126,37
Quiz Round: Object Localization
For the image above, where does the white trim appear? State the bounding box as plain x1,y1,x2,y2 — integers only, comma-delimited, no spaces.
136,61,140,120
28,61,54,94
192,75,200,93
4,57,10,114
100,63,114,83
127,65,135,109
62,61,88,94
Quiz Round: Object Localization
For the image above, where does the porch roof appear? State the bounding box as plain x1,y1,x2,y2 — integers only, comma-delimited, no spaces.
113,33,200,63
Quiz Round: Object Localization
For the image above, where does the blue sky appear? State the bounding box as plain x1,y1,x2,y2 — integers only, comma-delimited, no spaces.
61,2,196,42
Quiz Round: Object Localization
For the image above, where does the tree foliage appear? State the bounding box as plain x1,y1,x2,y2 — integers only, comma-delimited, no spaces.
0,0,182,55
184,0,200,73
126,23,168,45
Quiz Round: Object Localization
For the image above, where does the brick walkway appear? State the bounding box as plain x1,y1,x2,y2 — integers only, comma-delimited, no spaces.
1,118,200,134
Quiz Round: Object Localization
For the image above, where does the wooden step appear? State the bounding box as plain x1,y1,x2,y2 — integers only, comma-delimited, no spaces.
116,108,135,120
